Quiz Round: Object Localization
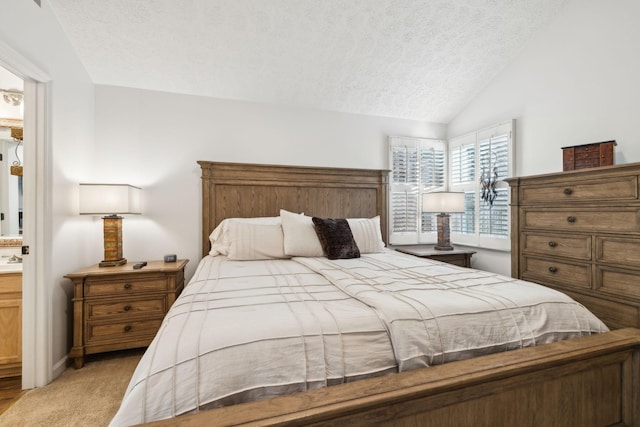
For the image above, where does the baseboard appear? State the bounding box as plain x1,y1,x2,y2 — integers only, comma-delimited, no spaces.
52,355,69,379
0,363,21,379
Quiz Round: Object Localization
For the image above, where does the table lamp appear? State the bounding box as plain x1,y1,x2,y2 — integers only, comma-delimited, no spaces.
79,184,141,267
422,191,465,251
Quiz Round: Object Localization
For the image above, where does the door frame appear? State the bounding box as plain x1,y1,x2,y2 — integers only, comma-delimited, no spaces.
0,40,52,388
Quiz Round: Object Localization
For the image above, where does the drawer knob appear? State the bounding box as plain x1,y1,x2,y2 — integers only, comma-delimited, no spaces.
563,188,573,195
124,283,132,290
123,305,132,312
548,241,557,247
548,266,558,273
124,325,132,332
567,216,576,223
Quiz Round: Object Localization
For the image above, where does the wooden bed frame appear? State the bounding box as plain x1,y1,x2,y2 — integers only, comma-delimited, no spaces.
151,161,640,426
198,161,389,257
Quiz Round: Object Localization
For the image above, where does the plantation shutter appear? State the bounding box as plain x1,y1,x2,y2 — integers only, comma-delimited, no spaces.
390,143,419,235
388,121,512,249
449,120,514,250
449,136,476,236
478,131,510,240
388,137,446,245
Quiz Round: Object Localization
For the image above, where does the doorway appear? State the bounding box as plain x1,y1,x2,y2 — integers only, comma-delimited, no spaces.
0,40,51,390
0,64,24,383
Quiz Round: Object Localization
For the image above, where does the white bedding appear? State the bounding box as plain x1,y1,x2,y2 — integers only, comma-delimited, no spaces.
109,255,397,426
295,251,607,370
110,250,608,426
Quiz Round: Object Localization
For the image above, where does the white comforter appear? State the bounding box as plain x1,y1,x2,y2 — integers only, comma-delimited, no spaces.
294,252,607,370
110,251,608,426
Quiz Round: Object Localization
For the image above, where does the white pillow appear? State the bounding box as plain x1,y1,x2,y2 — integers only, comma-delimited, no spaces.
227,221,289,260
280,209,324,257
347,216,385,253
209,217,281,256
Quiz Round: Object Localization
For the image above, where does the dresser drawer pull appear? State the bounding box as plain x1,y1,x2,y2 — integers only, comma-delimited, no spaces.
563,188,573,195
567,216,576,223
124,283,132,290
123,305,132,312
124,325,132,332
548,266,558,273
548,241,557,247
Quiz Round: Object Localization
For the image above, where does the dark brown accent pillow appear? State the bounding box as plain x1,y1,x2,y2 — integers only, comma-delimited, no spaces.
311,217,361,260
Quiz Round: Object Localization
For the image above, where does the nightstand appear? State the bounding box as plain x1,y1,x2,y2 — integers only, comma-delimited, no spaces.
395,245,475,267
65,259,188,368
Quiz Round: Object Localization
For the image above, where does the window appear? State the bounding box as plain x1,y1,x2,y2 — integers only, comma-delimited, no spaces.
388,120,514,250
388,137,446,245
449,120,514,250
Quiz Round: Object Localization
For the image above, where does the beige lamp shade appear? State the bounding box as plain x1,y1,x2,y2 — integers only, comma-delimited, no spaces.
79,183,142,267
79,184,142,215
422,191,465,214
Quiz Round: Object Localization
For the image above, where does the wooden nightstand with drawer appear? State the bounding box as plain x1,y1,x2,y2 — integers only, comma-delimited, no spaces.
65,259,188,368
395,245,475,267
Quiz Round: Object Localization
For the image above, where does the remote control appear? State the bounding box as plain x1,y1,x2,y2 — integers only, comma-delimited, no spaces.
133,261,147,269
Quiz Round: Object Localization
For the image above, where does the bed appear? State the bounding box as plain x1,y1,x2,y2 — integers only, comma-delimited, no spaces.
112,162,640,426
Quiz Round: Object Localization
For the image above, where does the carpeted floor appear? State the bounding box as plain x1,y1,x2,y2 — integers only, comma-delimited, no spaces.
0,350,142,427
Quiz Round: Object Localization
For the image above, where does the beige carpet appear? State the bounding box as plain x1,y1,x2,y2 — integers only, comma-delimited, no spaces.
0,350,142,427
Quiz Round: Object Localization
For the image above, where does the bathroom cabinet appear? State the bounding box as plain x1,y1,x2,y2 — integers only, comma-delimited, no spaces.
0,272,21,378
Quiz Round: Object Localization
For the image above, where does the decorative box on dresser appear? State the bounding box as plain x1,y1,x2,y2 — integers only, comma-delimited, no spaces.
506,163,640,330
65,259,188,368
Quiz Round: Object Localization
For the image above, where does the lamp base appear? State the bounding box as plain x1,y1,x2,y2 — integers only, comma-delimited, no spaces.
435,213,454,251
99,258,127,268
101,215,125,268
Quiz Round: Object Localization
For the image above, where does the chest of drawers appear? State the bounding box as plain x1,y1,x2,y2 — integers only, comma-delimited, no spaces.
65,259,188,368
506,163,640,329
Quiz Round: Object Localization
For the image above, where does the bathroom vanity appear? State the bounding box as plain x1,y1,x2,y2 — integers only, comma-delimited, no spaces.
0,246,22,379
0,271,21,378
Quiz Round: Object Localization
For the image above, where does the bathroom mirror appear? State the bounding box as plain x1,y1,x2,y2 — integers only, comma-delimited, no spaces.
0,120,23,239
1,64,24,242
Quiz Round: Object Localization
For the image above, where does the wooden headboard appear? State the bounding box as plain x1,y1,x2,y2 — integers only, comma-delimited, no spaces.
198,161,389,257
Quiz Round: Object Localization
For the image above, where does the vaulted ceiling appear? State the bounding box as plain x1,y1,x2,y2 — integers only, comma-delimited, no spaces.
48,0,568,123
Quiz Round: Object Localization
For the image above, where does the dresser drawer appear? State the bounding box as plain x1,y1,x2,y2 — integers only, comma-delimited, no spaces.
520,175,638,204
596,266,640,301
523,209,640,233
522,233,591,260
84,276,168,297
596,237,640,265
521,256,591,290
85,296,166,320
86,318,163,343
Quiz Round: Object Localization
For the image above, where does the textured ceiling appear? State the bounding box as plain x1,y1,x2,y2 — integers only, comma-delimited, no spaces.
48,0,568,123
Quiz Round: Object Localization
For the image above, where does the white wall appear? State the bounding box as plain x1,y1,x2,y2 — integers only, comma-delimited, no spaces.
0,0,95,380
93,85,446,279
447,0,640,275
449,0,640,174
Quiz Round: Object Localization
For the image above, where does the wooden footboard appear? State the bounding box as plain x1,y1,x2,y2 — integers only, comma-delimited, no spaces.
146,328,640,427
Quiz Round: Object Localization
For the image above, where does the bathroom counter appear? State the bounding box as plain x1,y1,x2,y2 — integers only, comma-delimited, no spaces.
0,263,22,273
0,248,22,273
